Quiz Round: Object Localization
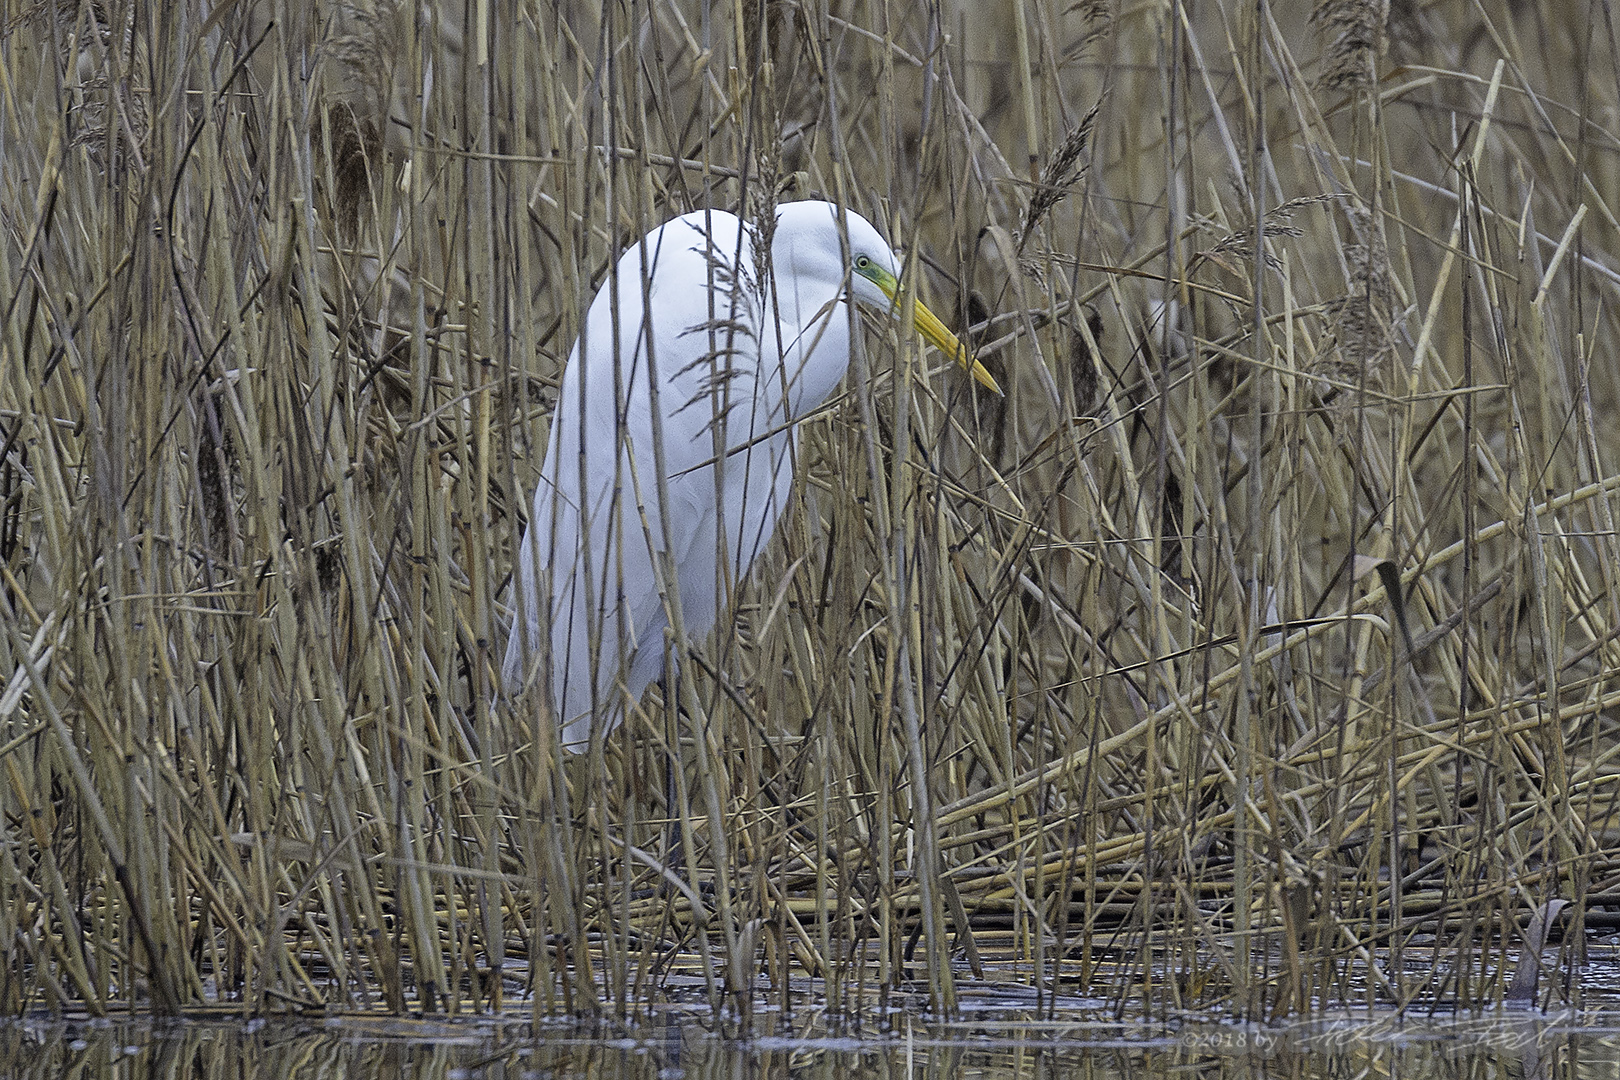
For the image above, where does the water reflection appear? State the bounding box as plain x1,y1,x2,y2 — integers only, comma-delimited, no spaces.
1,1011,1615,1079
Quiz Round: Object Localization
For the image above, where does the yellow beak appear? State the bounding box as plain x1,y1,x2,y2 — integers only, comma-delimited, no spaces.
911,298,1002,395
866,266,1003,395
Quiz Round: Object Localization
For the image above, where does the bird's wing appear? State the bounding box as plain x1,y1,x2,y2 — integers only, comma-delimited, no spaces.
600,211,766,563
512,210,772,731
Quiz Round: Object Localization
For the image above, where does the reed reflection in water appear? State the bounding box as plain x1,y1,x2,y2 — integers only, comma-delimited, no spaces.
0,1013,1613,1080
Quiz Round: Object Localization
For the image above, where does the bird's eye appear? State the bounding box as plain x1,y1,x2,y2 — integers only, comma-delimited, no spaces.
855,255,870,269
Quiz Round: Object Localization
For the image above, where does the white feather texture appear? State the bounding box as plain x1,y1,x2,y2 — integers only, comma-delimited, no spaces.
504,201,992,750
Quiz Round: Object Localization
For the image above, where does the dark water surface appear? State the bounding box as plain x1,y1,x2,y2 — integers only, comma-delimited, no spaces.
2,1009,1616,1079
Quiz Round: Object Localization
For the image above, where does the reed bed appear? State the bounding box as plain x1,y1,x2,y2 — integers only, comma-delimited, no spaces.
2,0,1619,1021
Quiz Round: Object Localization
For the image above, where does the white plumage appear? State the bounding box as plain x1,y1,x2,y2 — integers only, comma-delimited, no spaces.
504,201,997,751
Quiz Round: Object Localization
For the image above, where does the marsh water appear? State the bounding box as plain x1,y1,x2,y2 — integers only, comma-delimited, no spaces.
4,1007,1616,1079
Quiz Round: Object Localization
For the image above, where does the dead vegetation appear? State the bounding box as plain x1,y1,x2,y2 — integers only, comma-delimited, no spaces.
2,0,1619,1020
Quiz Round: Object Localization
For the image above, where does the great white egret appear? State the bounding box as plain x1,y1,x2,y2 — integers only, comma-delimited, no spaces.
504,200,998,751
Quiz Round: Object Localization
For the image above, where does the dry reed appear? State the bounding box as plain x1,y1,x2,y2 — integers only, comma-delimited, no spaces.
1,0,1619,1022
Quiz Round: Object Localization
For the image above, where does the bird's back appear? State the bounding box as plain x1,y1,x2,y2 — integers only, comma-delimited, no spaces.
505,210,805,749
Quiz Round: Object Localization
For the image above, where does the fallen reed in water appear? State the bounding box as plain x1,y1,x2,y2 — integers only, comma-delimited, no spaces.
1,0,1618,1021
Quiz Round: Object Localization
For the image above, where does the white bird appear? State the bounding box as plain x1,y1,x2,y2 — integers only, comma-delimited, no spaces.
504,200,999,751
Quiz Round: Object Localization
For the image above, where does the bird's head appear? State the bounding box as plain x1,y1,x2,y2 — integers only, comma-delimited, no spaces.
774,202,1002,395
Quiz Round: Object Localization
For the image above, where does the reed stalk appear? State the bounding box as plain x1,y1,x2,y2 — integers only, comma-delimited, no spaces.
1,0,1617,1019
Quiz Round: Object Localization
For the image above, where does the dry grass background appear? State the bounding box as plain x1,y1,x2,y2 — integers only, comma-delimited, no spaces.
2,0,1619,1020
